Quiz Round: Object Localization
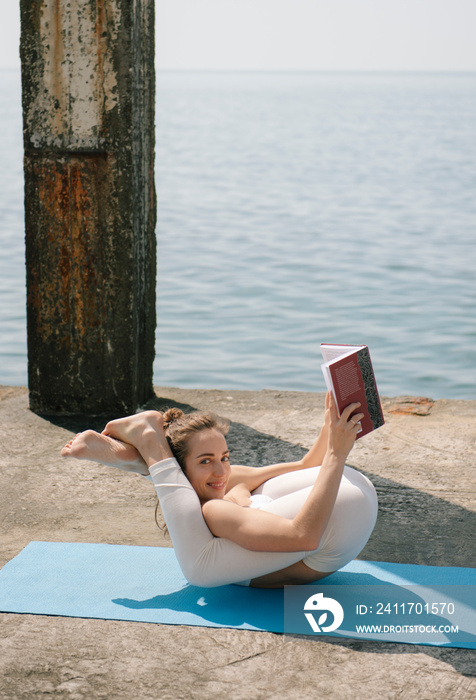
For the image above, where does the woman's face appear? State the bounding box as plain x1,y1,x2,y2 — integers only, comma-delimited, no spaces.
183,428,231,503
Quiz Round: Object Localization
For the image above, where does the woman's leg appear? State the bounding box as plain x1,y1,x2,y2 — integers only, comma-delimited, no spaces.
248,466,378,587
301,467,378,573
61,430,148,475
252,466,320,499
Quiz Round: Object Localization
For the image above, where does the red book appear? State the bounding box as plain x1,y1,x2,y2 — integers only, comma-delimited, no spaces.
320,344,385,439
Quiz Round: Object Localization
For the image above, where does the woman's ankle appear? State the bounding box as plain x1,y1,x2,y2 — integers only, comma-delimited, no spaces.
138,427,174,468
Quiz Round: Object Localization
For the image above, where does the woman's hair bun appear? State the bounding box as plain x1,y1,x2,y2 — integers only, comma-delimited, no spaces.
162,407,184,430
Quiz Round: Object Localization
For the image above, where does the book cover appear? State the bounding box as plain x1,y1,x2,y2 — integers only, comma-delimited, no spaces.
321,344,385,439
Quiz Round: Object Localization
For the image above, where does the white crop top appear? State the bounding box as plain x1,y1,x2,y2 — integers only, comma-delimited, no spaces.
249,493,274,509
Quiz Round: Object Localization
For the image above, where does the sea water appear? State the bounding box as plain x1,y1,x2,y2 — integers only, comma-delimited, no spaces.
1,70,475,399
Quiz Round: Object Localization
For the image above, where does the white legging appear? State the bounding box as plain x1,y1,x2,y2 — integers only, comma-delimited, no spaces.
149,458,378,588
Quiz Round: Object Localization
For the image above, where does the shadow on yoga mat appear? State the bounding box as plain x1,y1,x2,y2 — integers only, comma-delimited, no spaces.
0,542,474,649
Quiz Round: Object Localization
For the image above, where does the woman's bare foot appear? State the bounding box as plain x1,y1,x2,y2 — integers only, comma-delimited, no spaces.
61,430,149,475
102,411,173,467
102,411,163,444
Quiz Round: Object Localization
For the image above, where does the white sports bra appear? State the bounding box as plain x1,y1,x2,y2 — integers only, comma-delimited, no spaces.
249,493,274,509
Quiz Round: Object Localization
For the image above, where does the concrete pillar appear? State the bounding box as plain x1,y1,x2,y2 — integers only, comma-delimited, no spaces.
20,0,156,415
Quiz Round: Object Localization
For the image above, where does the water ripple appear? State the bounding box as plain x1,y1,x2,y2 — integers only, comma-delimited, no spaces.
1,71,475,398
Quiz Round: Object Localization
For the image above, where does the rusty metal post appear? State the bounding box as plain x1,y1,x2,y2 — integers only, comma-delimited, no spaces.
20,0,156,415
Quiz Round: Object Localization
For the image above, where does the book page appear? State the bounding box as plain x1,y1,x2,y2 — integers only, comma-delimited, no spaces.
321,364,334,395
320,344,362,363
333,359,362,402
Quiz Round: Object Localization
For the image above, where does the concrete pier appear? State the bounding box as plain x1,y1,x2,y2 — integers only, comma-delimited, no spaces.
20,0,156,415
0,386,474,698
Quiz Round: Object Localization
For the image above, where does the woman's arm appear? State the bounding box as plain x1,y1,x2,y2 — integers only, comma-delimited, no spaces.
226,402,329,492
202,498,314,551
223,483,252,506
203,394,363,552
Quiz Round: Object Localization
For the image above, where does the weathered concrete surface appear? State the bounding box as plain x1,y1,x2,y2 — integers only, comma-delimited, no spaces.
0,385,475,699
20,0,156,415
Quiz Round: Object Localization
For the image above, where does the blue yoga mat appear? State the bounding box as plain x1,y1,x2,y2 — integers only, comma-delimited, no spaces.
0,542,474,648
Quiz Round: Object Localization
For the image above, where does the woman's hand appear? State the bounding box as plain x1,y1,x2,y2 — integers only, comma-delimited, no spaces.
325,392,364,461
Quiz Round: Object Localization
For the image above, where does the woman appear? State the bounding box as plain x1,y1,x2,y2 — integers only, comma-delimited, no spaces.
61,393,377,588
